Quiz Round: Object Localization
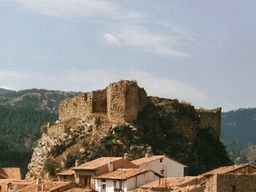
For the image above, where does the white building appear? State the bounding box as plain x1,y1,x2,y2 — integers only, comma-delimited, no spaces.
94,168,163,192
131,154,187,178
71,157,138,188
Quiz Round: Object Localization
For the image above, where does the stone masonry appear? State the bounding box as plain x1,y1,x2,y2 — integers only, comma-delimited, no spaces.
198,107,221,138
59,80,149,123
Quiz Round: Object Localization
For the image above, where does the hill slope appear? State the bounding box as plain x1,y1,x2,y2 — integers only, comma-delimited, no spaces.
26,81,232,180
0,89,78,178
221,108,256,164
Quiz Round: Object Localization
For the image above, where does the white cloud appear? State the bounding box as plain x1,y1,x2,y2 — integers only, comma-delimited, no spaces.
105,24,190,57
103,33,121,46
14,0,146,20
0,69,27,79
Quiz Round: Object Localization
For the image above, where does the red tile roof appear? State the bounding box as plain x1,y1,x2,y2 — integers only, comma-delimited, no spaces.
203,163,256,175
131,155,165,165
0,168,21,179
72,157,123,170
94,169,152,180
57,169,74,176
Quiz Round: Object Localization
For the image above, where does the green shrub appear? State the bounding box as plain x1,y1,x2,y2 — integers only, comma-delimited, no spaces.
64,152,79,169
43,159,56,176
113,125,129,133
40,124,47,134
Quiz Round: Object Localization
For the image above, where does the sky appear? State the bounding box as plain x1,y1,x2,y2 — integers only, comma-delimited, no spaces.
1,0,256,112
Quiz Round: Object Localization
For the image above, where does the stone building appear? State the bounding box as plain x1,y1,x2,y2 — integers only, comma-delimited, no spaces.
58,80,148,123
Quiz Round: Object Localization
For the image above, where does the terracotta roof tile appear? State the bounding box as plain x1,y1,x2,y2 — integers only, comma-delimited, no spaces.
131,155,165,165
94,169,150,180
0,168,21,179
57,169,75,176
203,163,256,175
139,176,198,189
72,157,122,170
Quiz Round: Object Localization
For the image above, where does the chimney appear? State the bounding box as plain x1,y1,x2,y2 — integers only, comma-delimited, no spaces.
145,152,152,158
123,153,129,160
75,160,80,167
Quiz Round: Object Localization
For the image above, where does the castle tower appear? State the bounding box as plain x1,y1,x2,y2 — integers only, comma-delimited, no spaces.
106,80,148,123
198,107,221,138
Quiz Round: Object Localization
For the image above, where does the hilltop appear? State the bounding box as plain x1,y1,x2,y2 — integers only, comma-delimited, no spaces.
25,80,232,180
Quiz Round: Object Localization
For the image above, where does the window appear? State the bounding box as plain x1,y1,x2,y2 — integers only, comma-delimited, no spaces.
160,158,163,163
101,179,106,182
113,180,117,188
101,184,106,192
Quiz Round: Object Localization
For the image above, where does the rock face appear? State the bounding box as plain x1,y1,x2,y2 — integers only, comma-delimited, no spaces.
26,80,231,180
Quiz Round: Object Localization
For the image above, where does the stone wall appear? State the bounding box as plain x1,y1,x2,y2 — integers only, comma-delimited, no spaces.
92,89,107,113
59,93,93,121
205,174,256,192
198,107,221,138
106,80,148,122
58,80,149,124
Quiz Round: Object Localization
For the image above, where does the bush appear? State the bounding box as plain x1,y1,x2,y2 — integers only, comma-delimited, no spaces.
40,124,47,134
113,125,129,133
43,159,56,176
64,152,79,169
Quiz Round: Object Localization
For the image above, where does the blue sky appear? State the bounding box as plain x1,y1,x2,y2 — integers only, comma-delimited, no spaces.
1,0,256,112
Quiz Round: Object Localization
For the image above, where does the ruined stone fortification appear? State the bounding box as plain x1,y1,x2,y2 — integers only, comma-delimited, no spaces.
198,107,221,138
48,80,221,139
26,80,228,180
59,80,148,123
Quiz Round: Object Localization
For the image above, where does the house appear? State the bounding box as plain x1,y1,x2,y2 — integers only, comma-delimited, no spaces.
131,154,186,178
94,168,163,192
71,157,138,188
0,168,21,180
135,164,256,192
57,169,75,182
0,167,23,192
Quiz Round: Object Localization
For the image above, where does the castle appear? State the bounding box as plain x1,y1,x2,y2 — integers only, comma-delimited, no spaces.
48,80,221,138
58,80,149,123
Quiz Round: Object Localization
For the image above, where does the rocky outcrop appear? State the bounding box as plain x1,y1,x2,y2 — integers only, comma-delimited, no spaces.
26,80,231,180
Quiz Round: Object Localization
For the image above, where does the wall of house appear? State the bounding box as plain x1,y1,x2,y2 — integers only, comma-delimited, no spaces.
137,157,185,177
73,170,96,188
58,175,74,182
205,174,256,192
94,171,160,192
124,171,160,192
113,159,139,169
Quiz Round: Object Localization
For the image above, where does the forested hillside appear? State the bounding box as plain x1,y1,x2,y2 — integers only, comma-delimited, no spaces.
0,105,57,177
221,108,256,164
0,89,77,178
1,87,256,178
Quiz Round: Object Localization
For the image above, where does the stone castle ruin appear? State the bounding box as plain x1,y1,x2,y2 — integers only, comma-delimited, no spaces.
58,80,148,123
47,80,221,138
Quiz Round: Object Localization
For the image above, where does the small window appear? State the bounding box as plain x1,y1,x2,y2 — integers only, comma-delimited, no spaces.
113,180,117,187
160,158,163,163
231,185,236,192
160,170,164,175
101,179,106,182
